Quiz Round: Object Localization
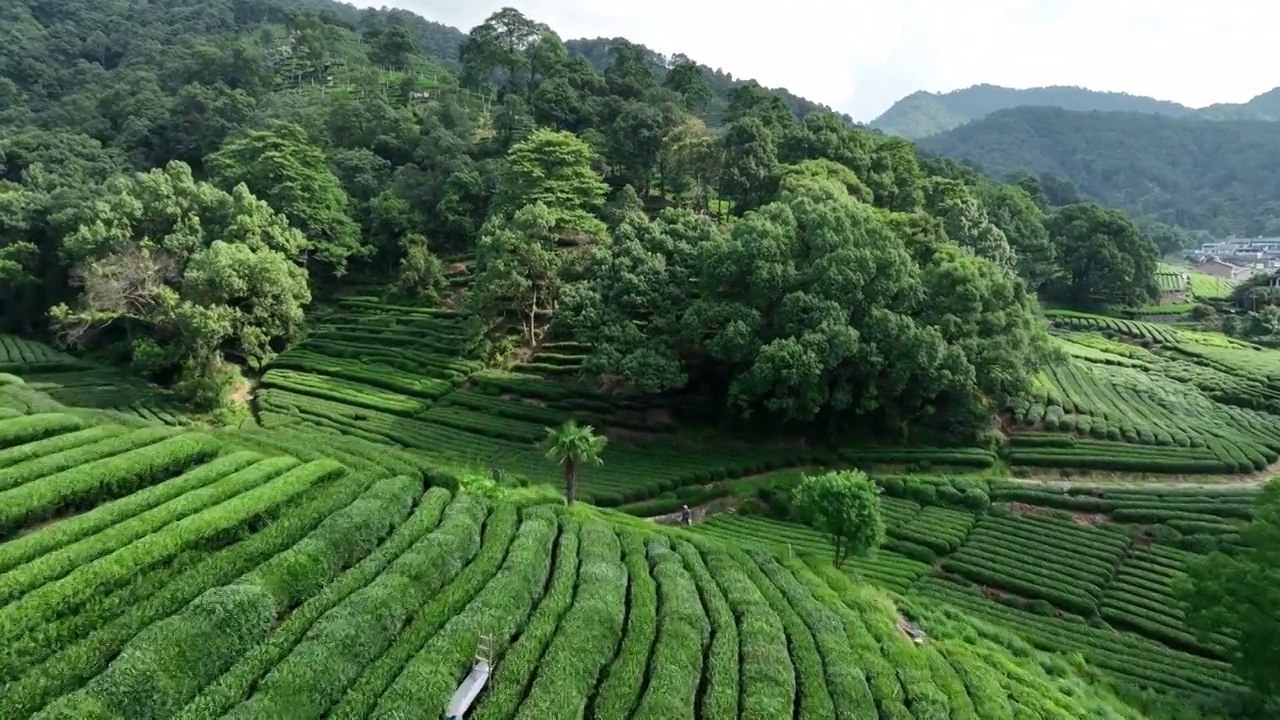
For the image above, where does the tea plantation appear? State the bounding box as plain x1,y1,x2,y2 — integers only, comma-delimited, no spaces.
0,303,1274,719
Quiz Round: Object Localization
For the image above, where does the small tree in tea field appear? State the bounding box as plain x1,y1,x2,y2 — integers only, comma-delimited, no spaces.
793,469,884,567
542,420,608,504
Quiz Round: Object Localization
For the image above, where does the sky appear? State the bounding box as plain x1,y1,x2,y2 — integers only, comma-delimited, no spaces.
360,1,1279,122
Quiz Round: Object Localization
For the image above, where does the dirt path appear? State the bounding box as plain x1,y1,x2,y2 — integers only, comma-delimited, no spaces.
644,465,822,524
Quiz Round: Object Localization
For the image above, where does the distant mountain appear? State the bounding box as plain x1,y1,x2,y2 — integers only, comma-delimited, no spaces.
917,106,1280,238
871,83,1280,139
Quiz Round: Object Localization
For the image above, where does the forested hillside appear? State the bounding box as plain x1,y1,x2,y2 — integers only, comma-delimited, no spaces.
2,0,1149,445
918,106,1280,237
872,83,1280,139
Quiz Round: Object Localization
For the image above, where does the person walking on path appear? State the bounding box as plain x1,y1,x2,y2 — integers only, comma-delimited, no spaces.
680,504,692,526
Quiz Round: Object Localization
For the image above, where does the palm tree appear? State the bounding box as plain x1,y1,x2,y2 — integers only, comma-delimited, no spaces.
542,420,607,504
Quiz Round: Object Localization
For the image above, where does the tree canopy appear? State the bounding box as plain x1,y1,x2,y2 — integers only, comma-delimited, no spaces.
792,469,885,567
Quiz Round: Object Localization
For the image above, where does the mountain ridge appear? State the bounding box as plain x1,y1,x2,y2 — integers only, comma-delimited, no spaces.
917,105,1280,237
872,82,1280,138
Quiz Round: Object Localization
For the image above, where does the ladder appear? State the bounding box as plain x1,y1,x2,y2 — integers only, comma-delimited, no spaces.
445,633,492,719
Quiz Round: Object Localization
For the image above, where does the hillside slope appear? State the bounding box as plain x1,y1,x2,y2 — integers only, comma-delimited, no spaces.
917,106,1280,237
0,364,1244,719
872,83,1280,139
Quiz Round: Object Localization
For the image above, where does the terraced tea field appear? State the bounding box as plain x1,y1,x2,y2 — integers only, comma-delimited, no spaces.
0,303,1272,718
1003,312,1280,475
0,401,1202,719
688,475,1258,710
246,298,998,506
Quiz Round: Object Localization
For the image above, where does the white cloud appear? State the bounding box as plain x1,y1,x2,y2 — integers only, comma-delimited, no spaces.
362,0,1279,121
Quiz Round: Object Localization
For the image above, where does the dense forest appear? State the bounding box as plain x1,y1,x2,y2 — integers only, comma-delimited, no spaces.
872,83,1280,139
0,0,1161,442
919,107,1280,238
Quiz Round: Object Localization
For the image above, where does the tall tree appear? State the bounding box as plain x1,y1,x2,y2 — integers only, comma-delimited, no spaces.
207,121,363,276
603,41,656,101
467,203,604,345
459,7,545,94
49,162,309,404
1046,203,1159,307
662,58,711,112
792,470,884,566
493,128,607,219
661,117,721,211
605,101,665,195
921,177,1014,269
542,420,608,503
725,81,794,135
979,182,1056,290
720,117,780,215
366,25,418,69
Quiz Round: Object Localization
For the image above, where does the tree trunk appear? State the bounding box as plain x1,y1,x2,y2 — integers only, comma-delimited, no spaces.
528,286,538,346
564,460,578,504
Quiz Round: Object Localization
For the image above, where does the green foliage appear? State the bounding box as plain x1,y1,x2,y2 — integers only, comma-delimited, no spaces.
394,233,447,302
493,128,608,218
542,420,607,503
1179,480,1280,707
1046,203,1159,307
792,470,885,566
207,121,362,277
47,162,309,403
560,175,1050,439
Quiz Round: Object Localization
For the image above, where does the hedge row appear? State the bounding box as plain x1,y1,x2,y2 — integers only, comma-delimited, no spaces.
0,454,295,607
1008,449,1237,474
422,405,546,444
0,458,345,645
439,389,581,427
840,447,998,469
0,413,86,449
0,452,265,575
174,487,454,720
366,507,556,719
754,554,874,720
0,547,205,684
259,369,428,417
879,475,991,512
221,494,488,720
628,537,709,720
734,548,833,717
694,539,793,718
470,518,581,720
918,578,1242,698
795,562,917,718
326,504,521,719
0,426,182,492
988,485,1258,521
0,424,124,472
0,432,222,538
0,469,378,720
592,529,659,720
32,475,419,720
269,350,455,400
514,520,626,719
673,540,738,720
940,557,1098,617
